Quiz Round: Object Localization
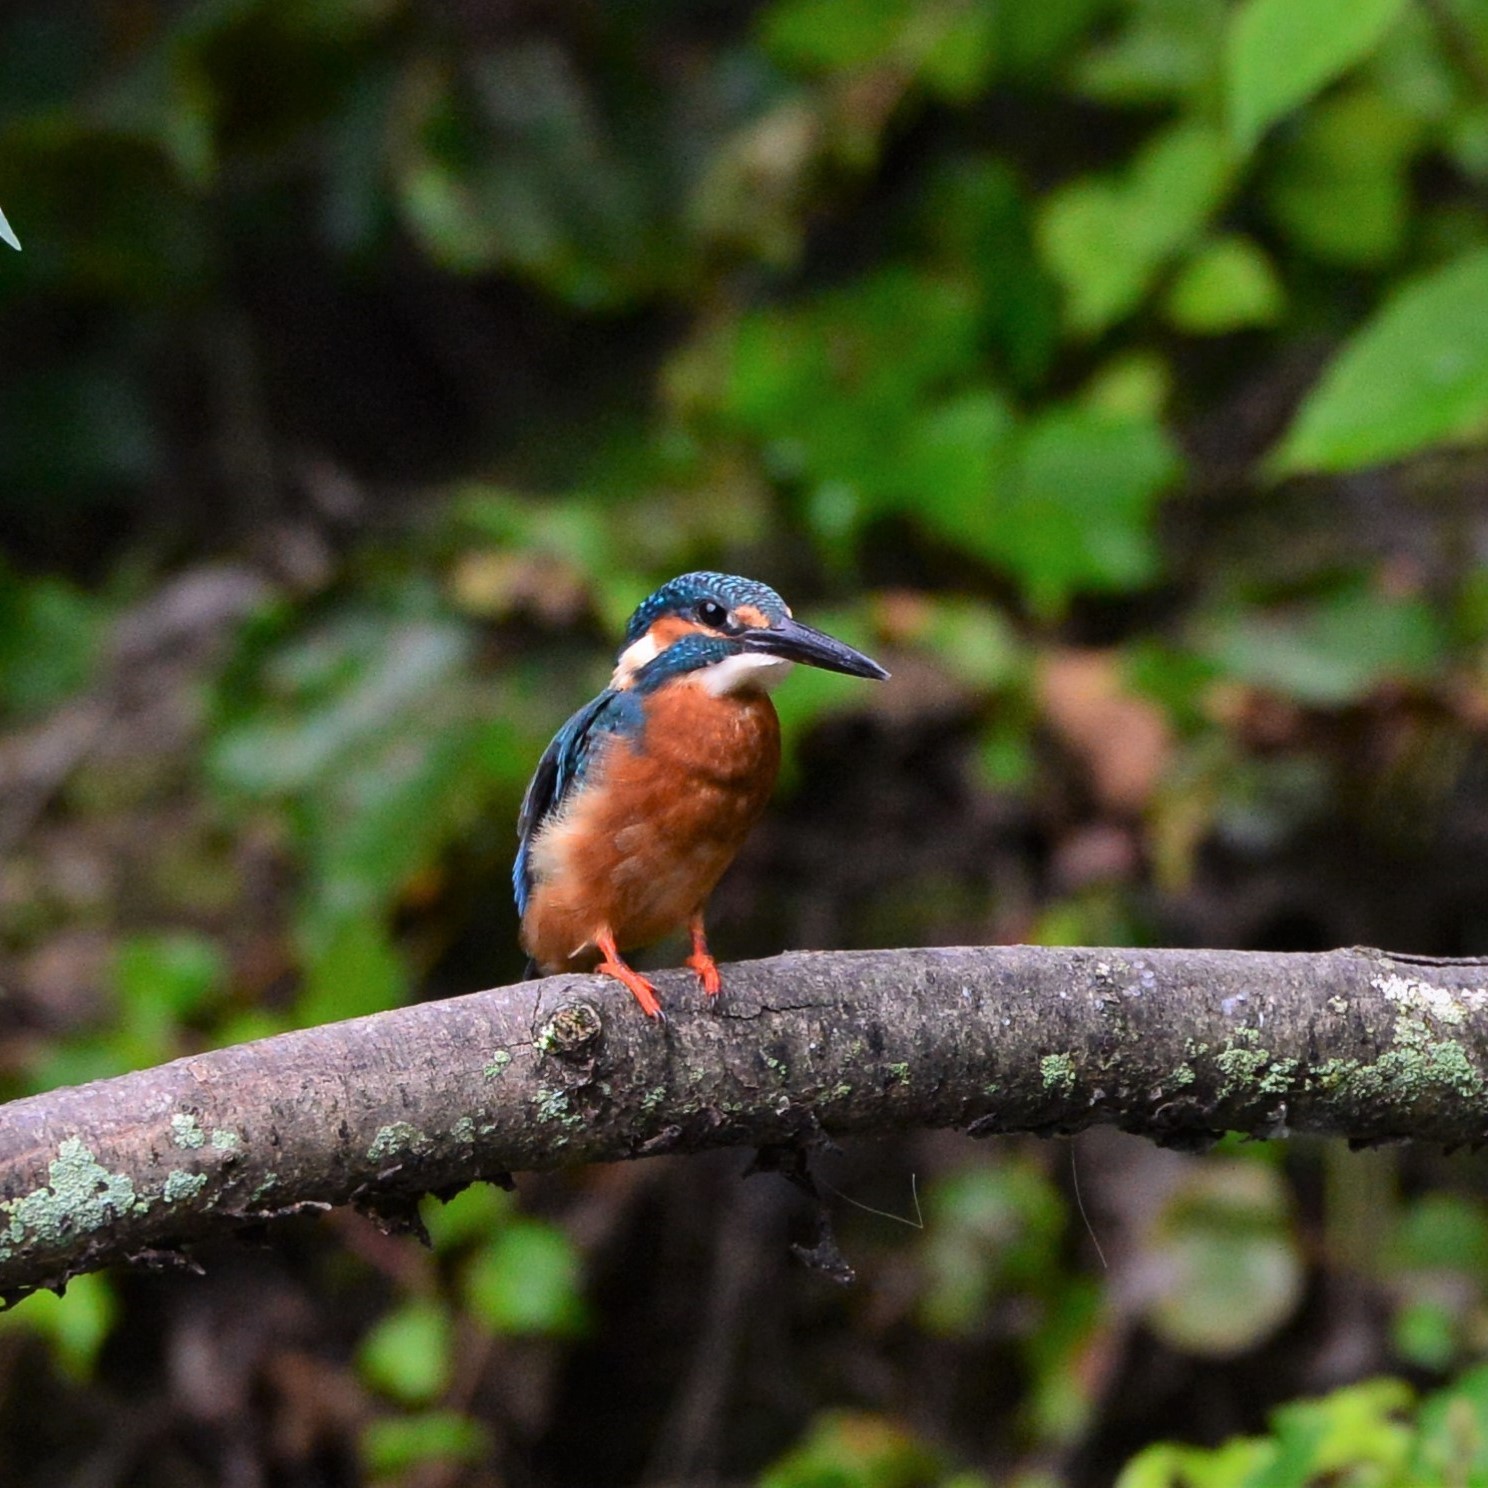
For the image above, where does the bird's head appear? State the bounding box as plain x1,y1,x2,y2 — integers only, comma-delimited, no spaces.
611,571,889,696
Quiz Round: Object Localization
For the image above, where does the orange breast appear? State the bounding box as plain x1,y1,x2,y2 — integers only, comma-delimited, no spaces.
520,685,781,972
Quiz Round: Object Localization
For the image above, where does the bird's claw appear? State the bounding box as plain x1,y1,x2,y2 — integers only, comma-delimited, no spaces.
686,952,722,998
596,958,663,1019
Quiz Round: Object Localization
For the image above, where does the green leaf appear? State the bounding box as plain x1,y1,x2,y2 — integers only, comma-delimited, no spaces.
894,388,1019,544
1386,1195,1488,1370
761,0,1000,99
210,617,469,798
297,914,407,1026
357,1300,454,1405
919,160,1060,389
1266,1379,1415,1481
463,1219,587,1337
1022,1276,1104,1447
1262,88,1419,268
981,404,1181,614
1083,353,1172,421
1075,0,1228,107
210,608,510,1027
718,269,982,445
1413,1366,1488,1484
919,1162,1065,1336
700,267,989,546
997,0,1115,81
1116,1372,1488,1486
1270,248,1488,473
1115,1438,1275,1488
1390,1193,1488,1274
362,1411,489,1477
1393,1298,1459,1371
1038,121,1235,334
1226,0,1408,150
762,0,923,71
114,932,225,1022
903,596,1023,692
393,46,657,307
1164,235,1283,333
918,6,1002,101
0,1273,116,1379
107,932,228,1067
759,1411,944,1488
425,1183,511,1252
0,568,104,719
1195,587,1446,705
1143,1161,1303,1357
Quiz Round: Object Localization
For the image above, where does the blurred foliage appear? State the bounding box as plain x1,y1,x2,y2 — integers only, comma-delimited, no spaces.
1140,1160,1303,1357
7,0,1488,1482
1116,1367,1488,1487
0,560,104,720
762,1366,1488,1488
759,1409,975,1488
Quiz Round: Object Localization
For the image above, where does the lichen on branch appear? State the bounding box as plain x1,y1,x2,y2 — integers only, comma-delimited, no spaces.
2,944,1487,1302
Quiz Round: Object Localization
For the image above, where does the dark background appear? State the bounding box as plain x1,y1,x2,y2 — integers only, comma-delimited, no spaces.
4,0,1488,1483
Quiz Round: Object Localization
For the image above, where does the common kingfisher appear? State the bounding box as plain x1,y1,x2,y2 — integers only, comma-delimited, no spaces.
514,572,888,1018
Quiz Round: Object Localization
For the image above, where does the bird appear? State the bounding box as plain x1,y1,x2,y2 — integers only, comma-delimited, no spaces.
514,571,888,1018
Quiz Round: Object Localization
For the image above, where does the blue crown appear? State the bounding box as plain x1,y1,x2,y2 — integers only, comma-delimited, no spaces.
621,572,789,649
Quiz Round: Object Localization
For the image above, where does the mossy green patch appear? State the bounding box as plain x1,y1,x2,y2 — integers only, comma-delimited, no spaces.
534,1089,586,1129
1040,1053,1077,1096
1311,1027,1483,1108
1389,1012,1483,1101
163,1170,207,1203
0,1139,145,1262
1217,1046,1268,1086
170,1114,206,1150
1215,1047,1298,1098
1374,973,1478,1027
367,1122,428,1164
248,1173,280,1204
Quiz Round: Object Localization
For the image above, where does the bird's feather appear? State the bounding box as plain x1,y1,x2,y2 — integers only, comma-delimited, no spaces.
513,688,645,916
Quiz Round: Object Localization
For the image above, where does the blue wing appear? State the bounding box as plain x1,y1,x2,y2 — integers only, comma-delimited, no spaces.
513,688,645,917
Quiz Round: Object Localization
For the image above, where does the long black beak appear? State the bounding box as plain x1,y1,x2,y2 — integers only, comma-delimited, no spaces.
743,616,889,680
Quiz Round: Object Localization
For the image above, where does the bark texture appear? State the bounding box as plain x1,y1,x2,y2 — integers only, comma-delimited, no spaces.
3,944,1488,1300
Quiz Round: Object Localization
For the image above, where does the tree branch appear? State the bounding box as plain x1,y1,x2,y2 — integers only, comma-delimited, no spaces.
4,944,1488,1301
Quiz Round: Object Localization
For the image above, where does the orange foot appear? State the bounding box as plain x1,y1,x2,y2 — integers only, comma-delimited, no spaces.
687,913,722,998
595,929,663,1020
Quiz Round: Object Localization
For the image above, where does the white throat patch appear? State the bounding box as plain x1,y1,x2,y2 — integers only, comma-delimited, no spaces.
610,633,661,689
695,651,794,696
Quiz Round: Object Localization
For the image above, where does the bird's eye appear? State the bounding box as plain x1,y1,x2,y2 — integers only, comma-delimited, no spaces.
697,600,728,628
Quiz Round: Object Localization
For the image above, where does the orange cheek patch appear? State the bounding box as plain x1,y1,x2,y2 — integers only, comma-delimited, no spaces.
733,604,769,631
649,615,699,646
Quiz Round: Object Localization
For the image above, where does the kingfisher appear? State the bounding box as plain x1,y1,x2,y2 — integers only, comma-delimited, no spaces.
514,572,888,1018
